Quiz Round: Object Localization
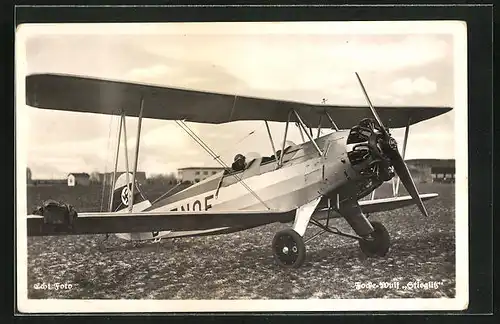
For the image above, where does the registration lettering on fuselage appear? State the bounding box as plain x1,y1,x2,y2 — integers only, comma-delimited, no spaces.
169,193,215,212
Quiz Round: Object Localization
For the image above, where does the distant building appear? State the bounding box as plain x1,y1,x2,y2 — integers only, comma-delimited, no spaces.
177,167,225,183
97,172,147,185
67,173,91,187
405,159,455,183
32,179,66,186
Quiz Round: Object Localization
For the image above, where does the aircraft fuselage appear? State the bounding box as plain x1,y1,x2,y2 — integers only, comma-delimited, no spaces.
118,129,386,241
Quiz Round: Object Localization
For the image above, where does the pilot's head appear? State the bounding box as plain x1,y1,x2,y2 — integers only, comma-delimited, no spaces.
234,154,245,162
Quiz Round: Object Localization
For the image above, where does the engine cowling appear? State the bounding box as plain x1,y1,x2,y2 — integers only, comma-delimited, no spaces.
345,118,396,197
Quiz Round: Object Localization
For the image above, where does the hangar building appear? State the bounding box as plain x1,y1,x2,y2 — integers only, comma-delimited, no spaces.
405,159,456,183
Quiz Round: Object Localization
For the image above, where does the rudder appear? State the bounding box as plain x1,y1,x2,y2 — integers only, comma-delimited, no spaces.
111,173,156,241
111,173,152,213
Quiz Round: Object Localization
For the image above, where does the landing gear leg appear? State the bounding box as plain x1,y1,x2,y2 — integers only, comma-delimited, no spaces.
272,197,321,268
338,193,391,257
272,229,306,268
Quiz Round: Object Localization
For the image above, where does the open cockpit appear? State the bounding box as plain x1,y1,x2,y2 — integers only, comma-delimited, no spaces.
220,141,298,184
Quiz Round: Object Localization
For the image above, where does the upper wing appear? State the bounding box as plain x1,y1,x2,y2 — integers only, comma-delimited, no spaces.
25,73,452,129
27,209,296,237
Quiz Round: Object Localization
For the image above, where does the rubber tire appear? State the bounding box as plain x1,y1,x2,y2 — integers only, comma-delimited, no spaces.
359,221,390,257
272,229,306,268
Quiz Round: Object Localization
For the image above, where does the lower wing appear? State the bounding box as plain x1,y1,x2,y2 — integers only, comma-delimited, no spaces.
26,209,295,237
26,193,438,237
358,193,438,214
312,193,439,219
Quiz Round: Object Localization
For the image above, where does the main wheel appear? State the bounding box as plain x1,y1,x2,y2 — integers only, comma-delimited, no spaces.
272,229,306,268
359,221,390,257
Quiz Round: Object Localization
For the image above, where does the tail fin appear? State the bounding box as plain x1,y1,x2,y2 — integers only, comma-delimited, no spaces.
111,173,152,213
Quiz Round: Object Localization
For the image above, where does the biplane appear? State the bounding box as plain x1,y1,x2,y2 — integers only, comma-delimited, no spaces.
24,72,452,268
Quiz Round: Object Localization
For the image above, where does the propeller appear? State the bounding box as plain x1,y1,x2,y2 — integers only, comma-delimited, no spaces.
354,72,429,217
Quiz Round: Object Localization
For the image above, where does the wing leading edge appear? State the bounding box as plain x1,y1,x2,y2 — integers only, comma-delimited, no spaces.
25,73,452,129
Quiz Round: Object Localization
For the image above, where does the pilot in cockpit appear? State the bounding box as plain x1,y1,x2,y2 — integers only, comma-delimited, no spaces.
231,154,246,172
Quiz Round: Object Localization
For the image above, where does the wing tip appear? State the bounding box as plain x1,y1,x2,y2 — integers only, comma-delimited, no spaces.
422,193,439,199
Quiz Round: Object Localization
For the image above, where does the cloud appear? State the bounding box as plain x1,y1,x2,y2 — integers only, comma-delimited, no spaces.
330,35,450,72
390,77,438,96
127,34,451,96
399,131,455,160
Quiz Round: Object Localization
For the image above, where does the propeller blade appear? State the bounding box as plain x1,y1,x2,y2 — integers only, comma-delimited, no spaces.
354,72,429,217
390,151,429,217
354,72,389,138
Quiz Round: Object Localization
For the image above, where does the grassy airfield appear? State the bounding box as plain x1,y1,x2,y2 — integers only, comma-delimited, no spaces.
25,181,456,299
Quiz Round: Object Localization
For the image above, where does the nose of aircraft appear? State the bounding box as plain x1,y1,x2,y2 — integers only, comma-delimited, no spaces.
352,72,429,217
345,118,396,182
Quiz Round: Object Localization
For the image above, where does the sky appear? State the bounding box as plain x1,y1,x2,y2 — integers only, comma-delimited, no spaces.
17,22,460,179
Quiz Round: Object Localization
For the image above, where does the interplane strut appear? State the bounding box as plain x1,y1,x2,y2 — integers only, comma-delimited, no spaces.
394,118,411,196
108,112,123,212
130,97,145,211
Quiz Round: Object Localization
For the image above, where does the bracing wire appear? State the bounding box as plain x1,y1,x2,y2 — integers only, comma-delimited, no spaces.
151,181,183,205
177,121,269,209
212,125,264,160
175,120,270,210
